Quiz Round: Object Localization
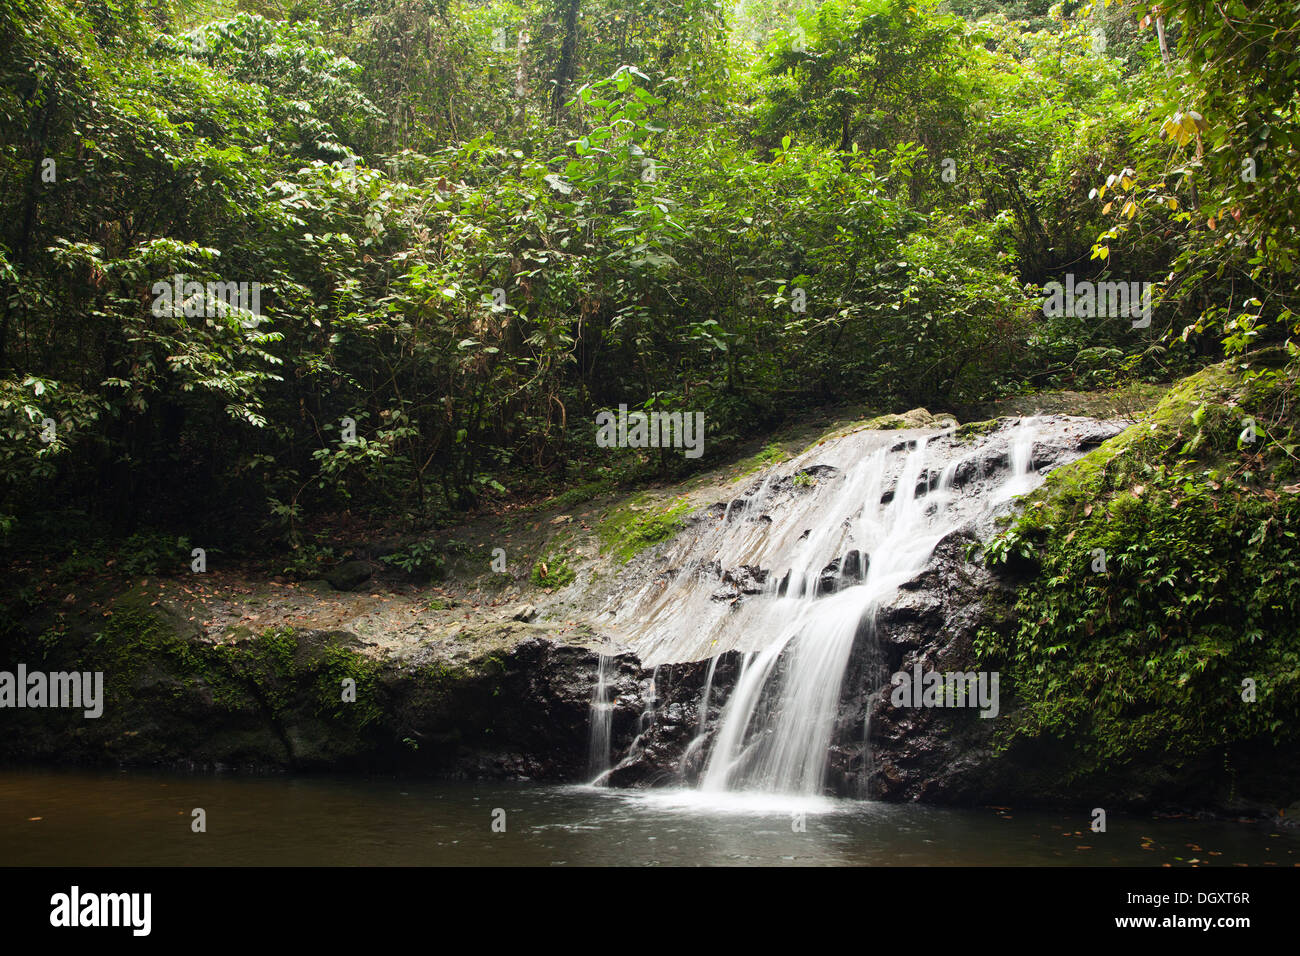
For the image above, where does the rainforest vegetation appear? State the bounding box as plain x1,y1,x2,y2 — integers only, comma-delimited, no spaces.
3,0,1296,558
2,0,1299,780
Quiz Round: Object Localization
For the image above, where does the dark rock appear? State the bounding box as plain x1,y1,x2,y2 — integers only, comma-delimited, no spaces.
723,565,768,593
710,564,769,602
701,503,728,521
324,560,373,591
817,558,842,595
814,550,867,595
842,549,866,580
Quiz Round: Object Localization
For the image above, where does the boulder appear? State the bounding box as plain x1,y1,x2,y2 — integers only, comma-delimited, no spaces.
324,560,372,591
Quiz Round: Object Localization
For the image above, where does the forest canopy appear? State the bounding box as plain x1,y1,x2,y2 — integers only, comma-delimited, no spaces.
1,0,1297,557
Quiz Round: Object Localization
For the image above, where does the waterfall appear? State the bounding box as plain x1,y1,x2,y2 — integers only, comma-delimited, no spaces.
588,654,614,785
701,438,946,794
696,654,720,736
588,415,1054,797
994,417,1039,505
676,654,721,777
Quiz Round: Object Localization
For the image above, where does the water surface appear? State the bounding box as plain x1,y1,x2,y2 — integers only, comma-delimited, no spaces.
1,769,1295,866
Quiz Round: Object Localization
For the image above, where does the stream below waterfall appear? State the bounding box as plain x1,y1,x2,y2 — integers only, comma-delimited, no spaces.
1,769,1295,866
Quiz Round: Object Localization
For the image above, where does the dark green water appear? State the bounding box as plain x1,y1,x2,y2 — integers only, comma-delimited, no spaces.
1,769,1296,866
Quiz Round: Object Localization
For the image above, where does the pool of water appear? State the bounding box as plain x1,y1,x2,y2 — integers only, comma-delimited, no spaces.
1,769,1295,866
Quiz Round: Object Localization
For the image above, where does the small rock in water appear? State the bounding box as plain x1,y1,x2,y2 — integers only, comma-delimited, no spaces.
512,604,538,622
842,549,867,580
817,558,842,596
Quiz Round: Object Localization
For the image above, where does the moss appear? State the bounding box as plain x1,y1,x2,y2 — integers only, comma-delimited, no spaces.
954,418,1004,442
206,626,299,716
861,413,912,430
531,551,576,589
551,478,616,510
99,602,208,696
314,644,383,728
1012,350,1295,535
412,659,475,711
423,660,470,683
597,495,692,563
515,477,617,515
973,350,1300,785
96,603,388,734
798,408,952,456
731,441,789,482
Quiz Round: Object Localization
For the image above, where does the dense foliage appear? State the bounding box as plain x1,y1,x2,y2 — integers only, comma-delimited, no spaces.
976,351,1300,780
1,0,1297,563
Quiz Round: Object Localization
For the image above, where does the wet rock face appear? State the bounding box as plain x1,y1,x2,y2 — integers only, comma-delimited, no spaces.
391,637,607,780
27,410,1257,807
0,610,616,781
594,531,1005,797
601,653,745,788
586,415,1138,801
709,565,768,602
843,531,1011,802
597,411,1298,813
947,417,1120,488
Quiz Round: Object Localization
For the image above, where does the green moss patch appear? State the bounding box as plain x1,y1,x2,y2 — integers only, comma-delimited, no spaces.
954,418,1004,442
974,350,1300,786
531,551,577,589
597,495,692,563
97,603,383,731
730,441,789,482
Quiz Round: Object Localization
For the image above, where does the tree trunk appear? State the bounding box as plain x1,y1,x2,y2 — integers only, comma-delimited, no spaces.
514,28,529,127
552,0,581,121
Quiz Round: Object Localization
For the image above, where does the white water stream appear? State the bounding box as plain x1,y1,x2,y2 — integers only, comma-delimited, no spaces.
589,418,1047,795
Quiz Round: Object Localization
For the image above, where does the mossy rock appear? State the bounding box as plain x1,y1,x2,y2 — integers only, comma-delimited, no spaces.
531,552,576,589
806,408,959,451
324,560,373,591
1016,347,1296,529
730,441,790,482
954,418,1006,442
597,495,692,563
972,348,1300,804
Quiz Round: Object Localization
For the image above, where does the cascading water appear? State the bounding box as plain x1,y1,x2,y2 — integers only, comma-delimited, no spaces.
701,437,957,794
994,416,1040,505
588,654,614,785
677,654,720,776
585,416,1076,796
